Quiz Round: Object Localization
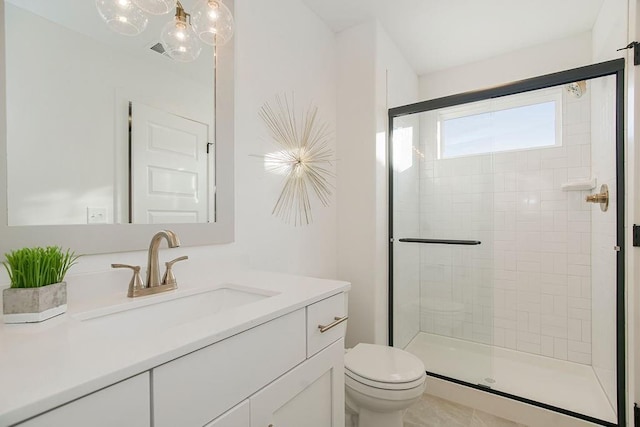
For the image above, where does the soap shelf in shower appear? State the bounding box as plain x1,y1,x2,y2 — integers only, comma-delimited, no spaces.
561,177,596,191
398,238,482,246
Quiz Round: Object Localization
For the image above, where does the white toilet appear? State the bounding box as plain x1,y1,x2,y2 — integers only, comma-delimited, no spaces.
344,343,426,427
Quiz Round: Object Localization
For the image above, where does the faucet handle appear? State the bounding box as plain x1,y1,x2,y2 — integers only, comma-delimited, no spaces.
162,256,189,287
111,264,144,298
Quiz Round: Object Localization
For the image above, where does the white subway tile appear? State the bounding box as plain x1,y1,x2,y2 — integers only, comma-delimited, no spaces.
553,295,568,317
553,169,568,189
564,102,583,125
568,318,582,341
528,312,541,333
542,157,568,169
542,324,567,338
540,284,567,296
567,167,591,180
568,264,590,277
581,145,591,166
564,133,590,146
582,320,592,343
554,338,568,359
567,232,582,254
540,169,555,190
581,233,591,255
540,146,567,159
541,294,554,314
568,253,591,266
568,297,591,310
493,327,506,347
517,311,529,331
569,307,591,320
581,277,592,298
568,221,590,233
553,256,568,275
518,330,542,344
541,231,567,243
568,351,591,365
517,261,541,272
541,335,555,357
505,330,517,349
568,276,581,297
542,241,568,253
541,200,567,211
517,341,541,355
566,146,582,168
568,211,590,222
565,122,590,136
540,273,567,286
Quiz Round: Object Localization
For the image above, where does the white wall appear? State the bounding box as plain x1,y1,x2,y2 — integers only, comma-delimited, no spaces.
419,32,592,101
232,0,338,278
337,21,418,347
336,21,377,347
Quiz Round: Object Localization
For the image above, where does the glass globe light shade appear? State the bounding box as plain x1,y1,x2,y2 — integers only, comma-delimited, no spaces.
160,19,202,62
132,0,176,15
96,0,148,36
192,0,234,46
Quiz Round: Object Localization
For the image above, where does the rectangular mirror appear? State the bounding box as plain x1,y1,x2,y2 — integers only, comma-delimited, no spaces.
0,0,234,253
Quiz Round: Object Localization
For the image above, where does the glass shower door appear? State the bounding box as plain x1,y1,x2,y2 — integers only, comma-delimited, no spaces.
389,64,624,425
391,110,495,388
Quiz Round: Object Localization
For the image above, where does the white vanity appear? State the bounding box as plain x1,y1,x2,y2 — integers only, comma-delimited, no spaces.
0,269,349,427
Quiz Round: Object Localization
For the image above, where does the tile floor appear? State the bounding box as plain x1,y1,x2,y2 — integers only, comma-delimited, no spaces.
403,394,529,427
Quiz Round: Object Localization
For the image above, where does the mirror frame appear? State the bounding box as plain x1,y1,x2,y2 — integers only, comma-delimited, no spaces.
0,0,235,255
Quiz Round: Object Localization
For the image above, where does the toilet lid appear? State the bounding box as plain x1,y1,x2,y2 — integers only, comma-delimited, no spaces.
344,343,425,385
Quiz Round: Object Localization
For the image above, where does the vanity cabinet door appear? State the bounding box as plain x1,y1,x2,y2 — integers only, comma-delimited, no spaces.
16,373,150,427
204,401,250,427
153,309,306,427
250,338,345,427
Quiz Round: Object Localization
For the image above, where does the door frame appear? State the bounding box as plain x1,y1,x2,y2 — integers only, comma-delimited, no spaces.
388,58,626,426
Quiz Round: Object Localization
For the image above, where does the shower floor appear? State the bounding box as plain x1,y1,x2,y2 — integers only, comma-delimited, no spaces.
404,332,616,424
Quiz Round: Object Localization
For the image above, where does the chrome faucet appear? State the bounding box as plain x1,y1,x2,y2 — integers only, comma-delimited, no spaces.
147,230,180,288
111,230,188,297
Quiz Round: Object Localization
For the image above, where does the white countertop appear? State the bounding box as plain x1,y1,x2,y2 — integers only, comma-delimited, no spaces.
0,267,350,426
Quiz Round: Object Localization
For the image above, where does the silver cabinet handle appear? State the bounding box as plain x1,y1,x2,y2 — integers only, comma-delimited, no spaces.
318,316,348,333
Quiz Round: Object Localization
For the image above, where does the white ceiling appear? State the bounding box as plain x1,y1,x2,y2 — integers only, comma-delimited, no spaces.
300,0,605,75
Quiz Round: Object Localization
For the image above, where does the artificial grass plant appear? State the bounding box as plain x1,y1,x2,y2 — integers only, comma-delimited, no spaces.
3,247,79,289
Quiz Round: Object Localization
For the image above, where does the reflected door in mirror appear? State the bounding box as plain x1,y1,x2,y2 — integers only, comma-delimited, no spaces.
130,102,209,224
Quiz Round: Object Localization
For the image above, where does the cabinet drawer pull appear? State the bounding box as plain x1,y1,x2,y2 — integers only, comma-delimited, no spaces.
318,316,348,333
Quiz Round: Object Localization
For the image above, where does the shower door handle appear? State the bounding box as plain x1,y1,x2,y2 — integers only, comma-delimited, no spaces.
398,238,481,245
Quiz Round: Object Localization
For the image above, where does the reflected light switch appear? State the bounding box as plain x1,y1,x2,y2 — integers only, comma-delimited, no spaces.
87,207,107,224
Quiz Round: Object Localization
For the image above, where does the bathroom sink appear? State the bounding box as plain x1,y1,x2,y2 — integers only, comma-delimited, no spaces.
72,285,276,335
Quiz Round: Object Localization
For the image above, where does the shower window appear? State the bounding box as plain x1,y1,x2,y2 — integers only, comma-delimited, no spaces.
438,87,562,159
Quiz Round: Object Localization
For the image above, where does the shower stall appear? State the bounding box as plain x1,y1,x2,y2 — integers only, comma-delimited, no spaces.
389,60,625,426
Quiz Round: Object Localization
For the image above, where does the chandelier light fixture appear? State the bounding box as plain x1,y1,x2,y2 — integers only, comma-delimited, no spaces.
95,0,234,62
96,0,149,36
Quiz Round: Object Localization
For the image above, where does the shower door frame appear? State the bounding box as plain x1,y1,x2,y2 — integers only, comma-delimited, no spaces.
388,58,626,427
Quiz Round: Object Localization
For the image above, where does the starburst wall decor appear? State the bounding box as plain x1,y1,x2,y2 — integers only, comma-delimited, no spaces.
258,94,335,226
